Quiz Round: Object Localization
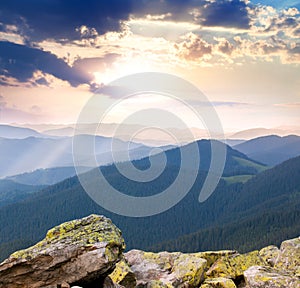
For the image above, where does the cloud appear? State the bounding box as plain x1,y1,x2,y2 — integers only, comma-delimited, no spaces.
0,41,92,87
0,0,136,42
200,0,250,29
175,33,213,61
0,0,254,44
274,102,300,108
211,101,250,107
72,53,120,74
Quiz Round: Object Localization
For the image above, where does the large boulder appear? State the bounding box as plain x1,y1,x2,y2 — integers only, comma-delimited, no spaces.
0,214,125,288
244,265,300,288
274,236,300,276
125,250,207,287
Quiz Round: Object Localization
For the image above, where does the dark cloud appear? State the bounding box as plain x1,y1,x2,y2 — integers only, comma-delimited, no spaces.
201,0,250,29
0,0,252,43
0,41,92,86
0,0,136,42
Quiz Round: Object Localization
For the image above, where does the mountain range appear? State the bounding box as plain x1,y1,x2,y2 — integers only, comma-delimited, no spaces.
1,139,296,262
234,135,300,165
0,134,172,178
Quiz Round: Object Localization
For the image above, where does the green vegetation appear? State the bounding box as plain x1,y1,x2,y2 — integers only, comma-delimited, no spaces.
233,156,267,173
222,174,253,184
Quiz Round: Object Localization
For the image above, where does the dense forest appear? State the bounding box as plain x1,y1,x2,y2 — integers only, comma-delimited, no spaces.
0,143,299,262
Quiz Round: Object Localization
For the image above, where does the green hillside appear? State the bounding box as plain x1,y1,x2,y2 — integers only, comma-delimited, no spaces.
0,144,297,262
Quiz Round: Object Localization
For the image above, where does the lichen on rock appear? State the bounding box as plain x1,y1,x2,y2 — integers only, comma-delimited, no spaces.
259,245,279,267
109,258,137,288
125,250,207,287
201,277,237,288
206,250,265,279
244,265,300,288
274,236,300,276
0,214,125,288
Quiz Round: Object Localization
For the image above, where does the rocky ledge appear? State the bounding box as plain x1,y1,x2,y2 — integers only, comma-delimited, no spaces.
0,214,299,288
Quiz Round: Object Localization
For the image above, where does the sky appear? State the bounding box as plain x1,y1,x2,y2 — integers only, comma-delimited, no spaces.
0,0,300,134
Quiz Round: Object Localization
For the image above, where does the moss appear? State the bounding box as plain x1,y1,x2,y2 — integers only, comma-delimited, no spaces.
10,214,125,260
194,251,237,268
206,251,265,279
173,254,207,286
201,277,237,288
259,245,279,267
274,237,300,276
244,266,300,287
109,258,136,288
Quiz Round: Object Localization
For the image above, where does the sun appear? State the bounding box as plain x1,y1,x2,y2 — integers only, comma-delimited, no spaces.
93,55,155,85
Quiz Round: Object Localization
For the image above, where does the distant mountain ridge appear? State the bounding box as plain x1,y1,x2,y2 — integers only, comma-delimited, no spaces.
0,135,168,178
6,166,79,186
229,127,300,140
234,134,300,165
0,124,42,139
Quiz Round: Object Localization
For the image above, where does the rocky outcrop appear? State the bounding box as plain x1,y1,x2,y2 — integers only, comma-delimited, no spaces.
244,266,300,288
0,214,125,288
0,214,299,288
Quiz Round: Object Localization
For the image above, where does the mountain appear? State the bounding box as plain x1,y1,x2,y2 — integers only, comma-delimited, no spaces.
0,140,267,261
0,124,42,139
234,135,300,165
42,127,75,137
229,127,300,140
0,179,45,207
0,135,162,178
152,155,300,252
6,166,79,186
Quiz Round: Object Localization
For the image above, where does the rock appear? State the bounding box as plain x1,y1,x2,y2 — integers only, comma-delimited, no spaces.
201,277,237,288
194,251,237,268
259,245,279,267
0,214,125,288
274,236,300,276
206,250,265,279
125,250,207,287
109,258,136,288
244,265,300,288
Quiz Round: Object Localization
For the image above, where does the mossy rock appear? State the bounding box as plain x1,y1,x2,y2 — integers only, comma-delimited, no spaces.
172,254,207,287
125,250,207,287
10,214,125,261
206,250,265,279
201,277,237,288
259,245,279,267
274,236,300,276
244,265,300,287
109,258,136,288
194,251,237,268
0,214,125,288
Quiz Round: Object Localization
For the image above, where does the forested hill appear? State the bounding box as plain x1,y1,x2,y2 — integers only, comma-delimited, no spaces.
151,156,300,253
0,140,273,261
